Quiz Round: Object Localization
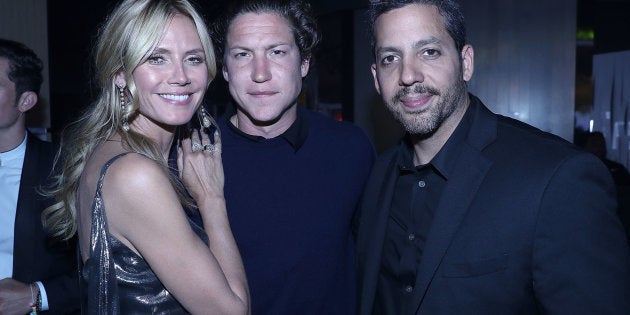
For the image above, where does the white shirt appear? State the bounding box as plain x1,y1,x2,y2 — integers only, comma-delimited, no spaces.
0,133,26,279
0,133,49,310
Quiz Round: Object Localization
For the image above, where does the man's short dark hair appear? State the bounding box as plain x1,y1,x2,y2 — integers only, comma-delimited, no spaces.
367,0,467,56
0,38,43,102
213,0,320,64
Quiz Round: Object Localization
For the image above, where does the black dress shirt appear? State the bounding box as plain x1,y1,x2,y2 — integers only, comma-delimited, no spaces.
374,105,474,315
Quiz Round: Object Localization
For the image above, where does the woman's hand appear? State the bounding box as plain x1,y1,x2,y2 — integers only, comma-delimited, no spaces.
177,129,224,206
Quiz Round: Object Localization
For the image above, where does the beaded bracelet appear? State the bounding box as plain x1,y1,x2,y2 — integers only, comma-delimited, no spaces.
29,283,41,315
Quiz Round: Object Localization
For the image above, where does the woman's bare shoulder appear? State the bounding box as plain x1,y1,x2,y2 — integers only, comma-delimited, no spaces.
104,152,171,191
98,152,186,244
98,152,180,221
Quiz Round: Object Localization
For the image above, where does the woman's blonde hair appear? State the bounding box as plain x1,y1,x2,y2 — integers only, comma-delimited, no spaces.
42,0,216,241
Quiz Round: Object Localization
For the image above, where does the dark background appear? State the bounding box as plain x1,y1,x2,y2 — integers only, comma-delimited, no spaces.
46,0,630,137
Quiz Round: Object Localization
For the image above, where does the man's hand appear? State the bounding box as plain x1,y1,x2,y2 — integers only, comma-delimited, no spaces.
0,278,32,315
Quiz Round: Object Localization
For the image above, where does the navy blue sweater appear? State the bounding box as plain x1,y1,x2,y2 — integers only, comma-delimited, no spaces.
220,107,375,314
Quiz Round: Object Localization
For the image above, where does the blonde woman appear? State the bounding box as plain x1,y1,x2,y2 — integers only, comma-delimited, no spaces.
42,0,249,313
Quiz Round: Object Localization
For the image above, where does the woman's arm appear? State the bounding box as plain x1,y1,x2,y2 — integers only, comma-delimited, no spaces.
178,129,250,313
101,136,249,314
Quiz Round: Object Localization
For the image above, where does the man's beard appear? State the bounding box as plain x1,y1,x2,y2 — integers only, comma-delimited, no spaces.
385,77,467,136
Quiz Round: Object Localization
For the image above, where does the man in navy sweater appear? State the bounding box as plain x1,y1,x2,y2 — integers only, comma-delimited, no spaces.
214,0,375,313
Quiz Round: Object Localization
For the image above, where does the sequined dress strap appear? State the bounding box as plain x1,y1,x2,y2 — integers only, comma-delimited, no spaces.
87,152,130,314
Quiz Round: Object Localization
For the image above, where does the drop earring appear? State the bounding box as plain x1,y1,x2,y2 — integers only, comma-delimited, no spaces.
117,85,130,132
198,106,212,129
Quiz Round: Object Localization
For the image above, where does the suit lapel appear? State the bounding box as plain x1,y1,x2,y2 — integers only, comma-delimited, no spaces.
412,144,491,309
13,136,43,281
358,149,400,315
412,97,497,312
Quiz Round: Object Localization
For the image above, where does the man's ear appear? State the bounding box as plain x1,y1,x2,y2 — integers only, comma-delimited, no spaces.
17,91,38,113
461,44,474,82
300,57,310,78
371,63,381,95
115,71,127,88
222,64,229,82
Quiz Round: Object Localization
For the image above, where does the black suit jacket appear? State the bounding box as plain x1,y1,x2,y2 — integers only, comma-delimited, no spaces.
12,134,79,314
356,95,630,314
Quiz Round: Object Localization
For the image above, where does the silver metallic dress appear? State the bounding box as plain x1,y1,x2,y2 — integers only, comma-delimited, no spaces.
81,153,208,314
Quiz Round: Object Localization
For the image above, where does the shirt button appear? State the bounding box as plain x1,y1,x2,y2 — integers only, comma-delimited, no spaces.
418,180,426,188
405,285,413,293
408,233,415,241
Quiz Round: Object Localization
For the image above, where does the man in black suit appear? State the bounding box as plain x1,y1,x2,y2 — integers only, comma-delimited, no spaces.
0,38,79,314
355,1,630,314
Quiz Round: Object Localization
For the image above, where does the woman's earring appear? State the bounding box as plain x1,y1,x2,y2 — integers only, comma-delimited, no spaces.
118,85,130,132
198,106,212,129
